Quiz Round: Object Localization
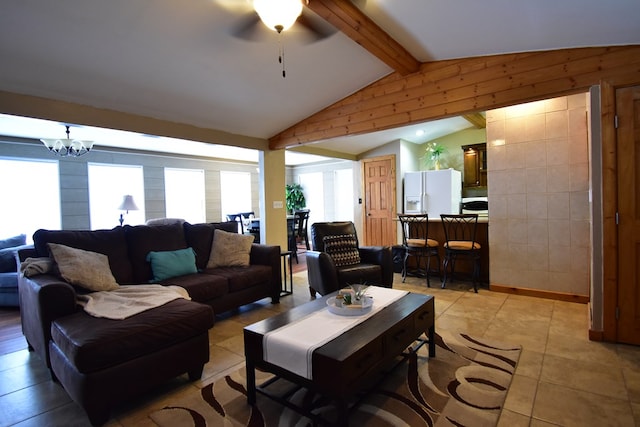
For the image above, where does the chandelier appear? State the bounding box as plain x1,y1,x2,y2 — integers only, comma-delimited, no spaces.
41,125,94,157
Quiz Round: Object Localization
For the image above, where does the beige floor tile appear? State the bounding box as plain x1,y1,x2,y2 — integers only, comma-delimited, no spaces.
503,374,538,416
632,402,640,426
617,343,640,373
214,335,245,357
495,296,554,323
202,345,244,382
497,408,531,426
545,331,619,366
532,381,635,426
435,312,490,336
515,349,544,380
623,368,640,403
530,419,561,426
540,353,628,399
483,317,549,353
443,297,501,322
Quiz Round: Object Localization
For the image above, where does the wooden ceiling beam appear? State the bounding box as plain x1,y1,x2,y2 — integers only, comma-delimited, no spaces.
307,0,420,76
462,113,486,128
269,46,640,150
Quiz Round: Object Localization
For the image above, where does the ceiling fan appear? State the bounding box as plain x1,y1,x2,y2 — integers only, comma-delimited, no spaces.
228,0,336,43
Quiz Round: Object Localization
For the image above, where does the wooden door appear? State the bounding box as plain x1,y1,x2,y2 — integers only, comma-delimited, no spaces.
362,155,396,246
616,85,640,345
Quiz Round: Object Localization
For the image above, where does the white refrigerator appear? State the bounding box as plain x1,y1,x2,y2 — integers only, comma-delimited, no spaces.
403,170,462,217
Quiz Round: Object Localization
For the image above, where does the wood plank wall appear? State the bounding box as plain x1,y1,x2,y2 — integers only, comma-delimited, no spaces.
270,45,640,149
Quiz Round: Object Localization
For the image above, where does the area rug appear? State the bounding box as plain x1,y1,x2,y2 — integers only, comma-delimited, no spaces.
149,331,521,426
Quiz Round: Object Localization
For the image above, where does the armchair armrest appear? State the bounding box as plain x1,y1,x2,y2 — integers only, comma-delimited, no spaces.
306,250,340,296
359,246,394,287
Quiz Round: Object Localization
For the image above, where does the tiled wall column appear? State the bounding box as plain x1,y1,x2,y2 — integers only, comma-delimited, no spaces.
487,94,591,296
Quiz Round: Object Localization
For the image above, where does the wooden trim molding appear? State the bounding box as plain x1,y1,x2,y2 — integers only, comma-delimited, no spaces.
490,283,590,304
600,80,620,343
270,45,640,150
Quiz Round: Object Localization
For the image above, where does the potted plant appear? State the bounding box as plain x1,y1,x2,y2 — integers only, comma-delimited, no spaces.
425,142,447,170
285,183,306,214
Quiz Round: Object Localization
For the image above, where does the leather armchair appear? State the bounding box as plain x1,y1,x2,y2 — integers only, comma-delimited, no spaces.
306,221,393,297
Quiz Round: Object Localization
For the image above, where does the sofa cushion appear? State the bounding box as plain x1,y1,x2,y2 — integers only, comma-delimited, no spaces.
124,223,188,284
160,273,229,302
48,243,120,292
323,234,361,267
0,243,31,273
33,227,133,284
51,298,214,373
146,247,198,282
204,265,272,293
183,221,238,270
0,234,26,250
207,229,254,268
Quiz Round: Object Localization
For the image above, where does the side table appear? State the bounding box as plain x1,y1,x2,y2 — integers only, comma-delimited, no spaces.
280,251,293,296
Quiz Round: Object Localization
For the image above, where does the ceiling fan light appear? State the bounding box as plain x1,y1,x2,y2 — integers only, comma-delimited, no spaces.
254,0,302,33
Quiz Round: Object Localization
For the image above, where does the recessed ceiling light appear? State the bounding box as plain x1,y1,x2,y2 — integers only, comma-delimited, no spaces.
415,129,425,136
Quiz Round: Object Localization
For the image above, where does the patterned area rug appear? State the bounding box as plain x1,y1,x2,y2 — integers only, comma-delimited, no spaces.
150,331,521,426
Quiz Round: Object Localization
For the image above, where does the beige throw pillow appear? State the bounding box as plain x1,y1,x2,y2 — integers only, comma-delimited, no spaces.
207,229,254,268
48,243,119,291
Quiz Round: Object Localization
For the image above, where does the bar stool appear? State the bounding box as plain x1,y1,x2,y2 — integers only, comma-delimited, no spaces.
397,213,440,287
440,214,481,292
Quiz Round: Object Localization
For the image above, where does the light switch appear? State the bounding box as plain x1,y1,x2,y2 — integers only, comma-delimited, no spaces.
273,201,283,209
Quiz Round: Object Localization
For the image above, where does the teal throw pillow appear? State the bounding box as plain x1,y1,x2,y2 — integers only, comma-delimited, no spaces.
146,247,197,282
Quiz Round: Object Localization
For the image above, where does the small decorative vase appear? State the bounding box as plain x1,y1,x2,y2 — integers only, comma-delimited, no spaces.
434,158,441,170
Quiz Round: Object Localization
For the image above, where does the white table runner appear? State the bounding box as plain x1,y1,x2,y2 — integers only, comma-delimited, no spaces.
263,286,408,379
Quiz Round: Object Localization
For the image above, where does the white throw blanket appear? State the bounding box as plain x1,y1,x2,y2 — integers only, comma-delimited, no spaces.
76,284,190,320
263,286,408,379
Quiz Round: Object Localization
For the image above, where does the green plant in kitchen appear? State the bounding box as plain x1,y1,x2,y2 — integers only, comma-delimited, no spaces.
425,142,447,170
285,183,306,214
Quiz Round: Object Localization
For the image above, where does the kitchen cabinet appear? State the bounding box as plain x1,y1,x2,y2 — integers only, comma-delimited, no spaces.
462,143,487,187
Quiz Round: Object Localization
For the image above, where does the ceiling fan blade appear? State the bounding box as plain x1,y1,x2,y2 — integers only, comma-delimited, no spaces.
230,12,270,42
295,8,337,43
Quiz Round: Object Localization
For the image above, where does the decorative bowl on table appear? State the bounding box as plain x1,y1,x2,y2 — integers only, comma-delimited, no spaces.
326,296,373,316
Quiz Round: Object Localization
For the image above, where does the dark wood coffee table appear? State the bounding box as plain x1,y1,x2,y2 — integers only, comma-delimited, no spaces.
244,291,435,426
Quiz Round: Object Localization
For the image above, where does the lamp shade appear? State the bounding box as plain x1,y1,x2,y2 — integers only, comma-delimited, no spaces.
117,195,139,212
253,0,302,32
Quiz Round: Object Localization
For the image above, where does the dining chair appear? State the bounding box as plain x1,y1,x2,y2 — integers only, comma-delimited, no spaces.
397,213,440,287
226,213,244,234
293,209,310,250
440,214,481,292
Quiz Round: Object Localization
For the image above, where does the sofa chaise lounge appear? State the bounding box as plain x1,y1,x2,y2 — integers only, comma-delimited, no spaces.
18,220,281,425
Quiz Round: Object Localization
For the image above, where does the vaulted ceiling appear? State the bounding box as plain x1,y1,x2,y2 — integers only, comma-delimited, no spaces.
0,0,639,159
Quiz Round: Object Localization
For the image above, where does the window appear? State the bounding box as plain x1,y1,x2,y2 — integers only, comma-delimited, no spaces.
164,168,206,224
220,171,251,221
334,168,354,222
298,172,324,225
88,163,145,229
0,158,60,242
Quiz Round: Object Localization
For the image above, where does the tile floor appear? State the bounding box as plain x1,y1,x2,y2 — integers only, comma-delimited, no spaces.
0,273,639,426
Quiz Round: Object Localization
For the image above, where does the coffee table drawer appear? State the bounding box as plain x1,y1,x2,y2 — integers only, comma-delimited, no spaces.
383,315,415,357
414,298,435,333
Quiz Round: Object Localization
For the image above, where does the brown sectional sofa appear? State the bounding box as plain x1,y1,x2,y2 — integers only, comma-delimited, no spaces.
18,220,281,425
